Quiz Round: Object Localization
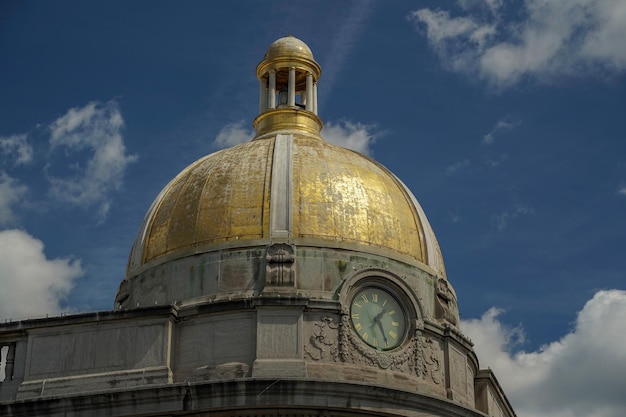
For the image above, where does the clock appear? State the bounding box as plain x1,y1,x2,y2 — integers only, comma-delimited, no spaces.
349,286,407,350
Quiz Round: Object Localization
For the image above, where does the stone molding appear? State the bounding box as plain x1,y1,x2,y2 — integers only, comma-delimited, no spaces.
0,379,493,417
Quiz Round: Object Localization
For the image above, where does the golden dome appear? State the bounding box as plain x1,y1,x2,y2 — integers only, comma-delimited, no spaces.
124,35,447,301
126,134,446,279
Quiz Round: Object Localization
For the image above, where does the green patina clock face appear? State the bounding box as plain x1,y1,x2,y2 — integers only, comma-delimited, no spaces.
350,287,407,350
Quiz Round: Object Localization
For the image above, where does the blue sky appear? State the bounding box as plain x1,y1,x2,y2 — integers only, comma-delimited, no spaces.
1,1,625,416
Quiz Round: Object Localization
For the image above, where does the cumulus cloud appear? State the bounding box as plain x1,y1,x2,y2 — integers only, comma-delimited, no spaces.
482,119,520,145
409,0,626,88
213,121,254,149
492,204,534,231
463,289,626,417
410,8,496,73
323,120,378,155
0,229,83,321
47,101,137,220
446,158,470,175
0,172,28,226
0,133,33,166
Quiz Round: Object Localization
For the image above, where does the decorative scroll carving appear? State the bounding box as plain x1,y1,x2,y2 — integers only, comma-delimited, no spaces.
422,336,443,385
305,314,445,387
330,312,425,376
266,243,295,286
305,317,339,361
435,278,458,326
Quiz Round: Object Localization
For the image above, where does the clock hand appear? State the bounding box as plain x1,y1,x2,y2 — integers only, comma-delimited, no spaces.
372,307,387,323
376,319,388,345
370,307,389,345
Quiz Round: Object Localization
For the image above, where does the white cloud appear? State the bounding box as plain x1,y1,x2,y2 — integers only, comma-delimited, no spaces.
213,120,378,156
0,172,28,226
462,289,626,417
323,120,378,155
579,0,626,70
409,0,626,88
414,9,485,44
0,229,83,321
213,121,255,149
492,204,534,231
0,134,33,166
482,119,520,145
409,9,496,73
617,186,626,196
47,101,137,220
446,158,470,175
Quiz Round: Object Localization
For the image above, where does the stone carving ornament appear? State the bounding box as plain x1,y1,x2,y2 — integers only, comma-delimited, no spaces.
422,335,443,385
265,243,295,286
306,313,435,380
305,312,445,387
435,277,458,326
305,317,339,361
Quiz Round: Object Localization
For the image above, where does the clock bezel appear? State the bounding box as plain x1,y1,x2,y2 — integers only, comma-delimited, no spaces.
340,268,424,353
349,285,409,351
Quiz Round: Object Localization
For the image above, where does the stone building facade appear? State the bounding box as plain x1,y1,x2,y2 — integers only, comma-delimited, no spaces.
0,36,516,417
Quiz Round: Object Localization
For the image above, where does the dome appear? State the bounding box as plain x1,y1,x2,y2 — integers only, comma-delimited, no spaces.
264,35,315,61
118,35,451,319
126,135,447,279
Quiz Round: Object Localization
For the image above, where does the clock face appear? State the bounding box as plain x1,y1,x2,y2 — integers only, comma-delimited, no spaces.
350,287,407,350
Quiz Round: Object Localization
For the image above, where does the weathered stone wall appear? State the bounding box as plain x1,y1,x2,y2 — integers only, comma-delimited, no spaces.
0,295,512,417
118,244,459,328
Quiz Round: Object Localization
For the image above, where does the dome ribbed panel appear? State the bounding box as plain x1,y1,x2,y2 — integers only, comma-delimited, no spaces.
393,174,447,278
140,140,273,266
292,138,425,263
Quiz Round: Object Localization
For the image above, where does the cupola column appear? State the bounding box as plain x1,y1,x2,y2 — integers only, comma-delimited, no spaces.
268,71,276,109
259,78,267,113
305,73,313,111
288,67,296,107
313,81,318,114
